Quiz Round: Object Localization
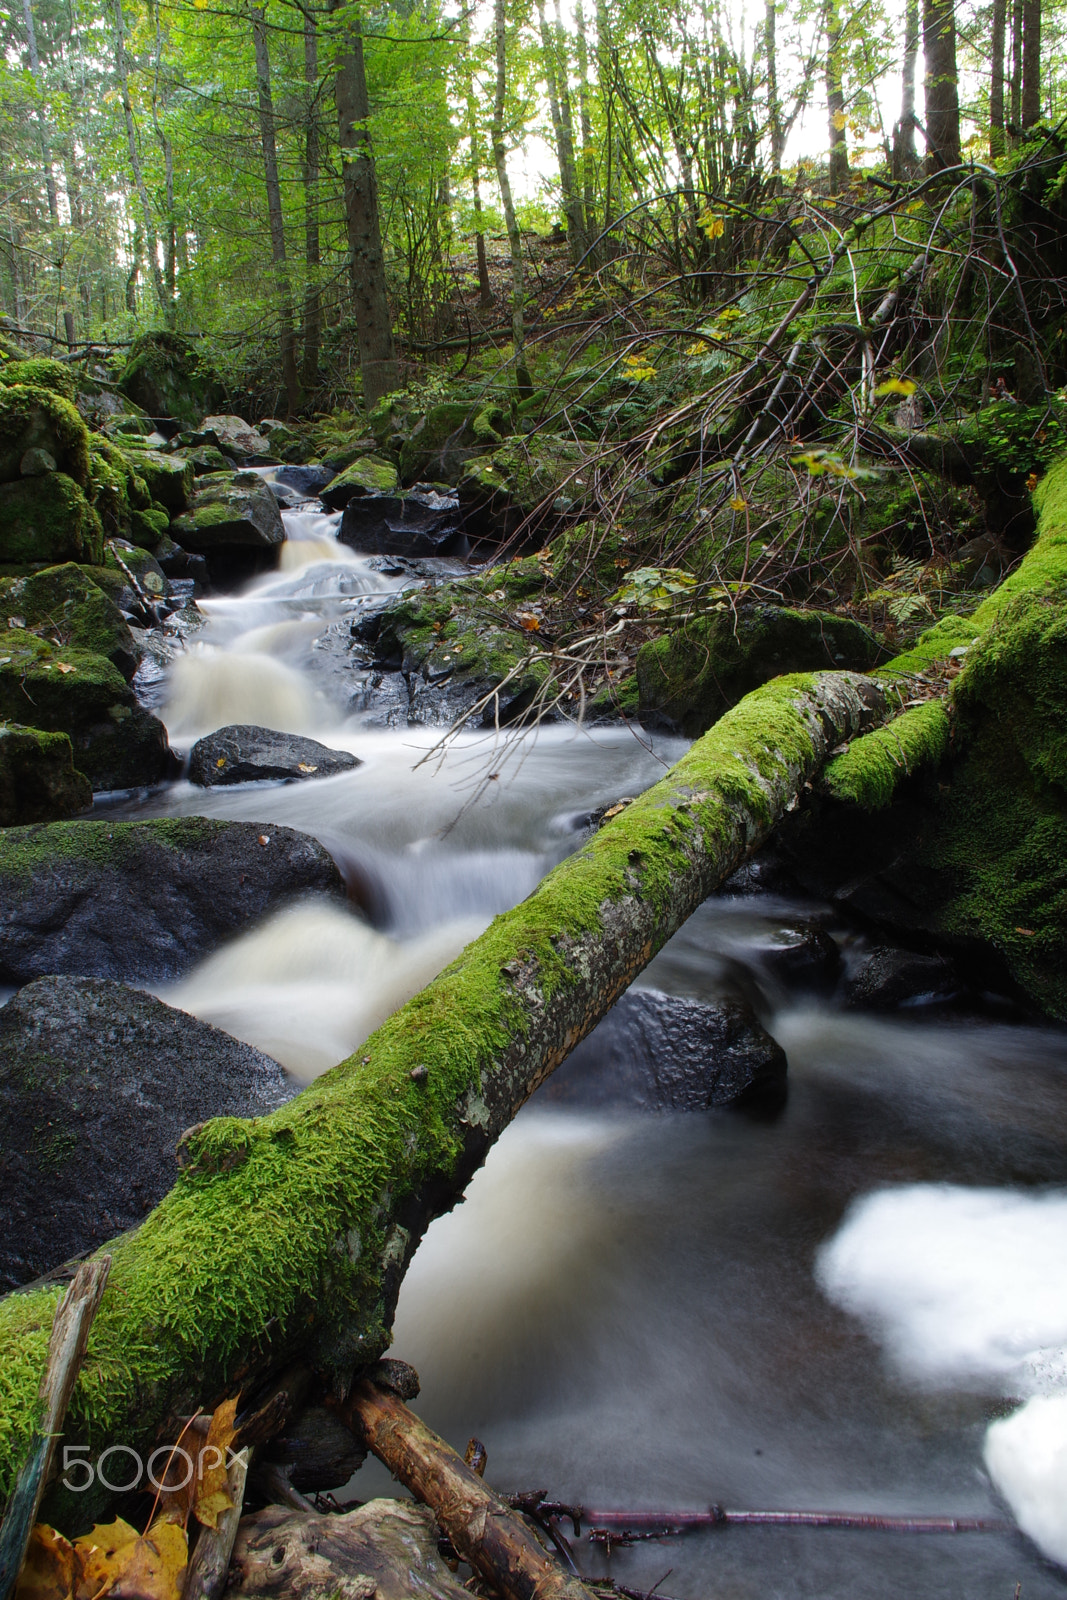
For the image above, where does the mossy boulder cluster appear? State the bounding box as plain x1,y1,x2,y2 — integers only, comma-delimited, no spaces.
777,455,1067,1020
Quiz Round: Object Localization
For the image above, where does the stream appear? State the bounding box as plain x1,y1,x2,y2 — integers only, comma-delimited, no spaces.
113,480,1067,1598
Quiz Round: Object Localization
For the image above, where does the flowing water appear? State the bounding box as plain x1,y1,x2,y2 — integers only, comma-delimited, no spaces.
115,486,1067,1597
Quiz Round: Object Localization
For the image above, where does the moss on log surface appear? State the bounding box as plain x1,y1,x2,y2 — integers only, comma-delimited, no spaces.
0,670,885,1516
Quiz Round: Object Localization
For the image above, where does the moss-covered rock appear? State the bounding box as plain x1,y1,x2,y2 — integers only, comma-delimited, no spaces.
0,723,91,825
117,332,221,429
0,564,138,678
0,473,103,566
88,437,151,546
101,539,169,600
0,358,77,403
457,434,590,542
398,402,493,485
129,503,172,552
0,629,167,790
636,604,883,735
171,471,285,551
0,384,89,486
320,455,400,510
129,448,193,513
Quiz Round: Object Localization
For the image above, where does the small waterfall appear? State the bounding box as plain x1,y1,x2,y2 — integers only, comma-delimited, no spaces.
164,899,486,1081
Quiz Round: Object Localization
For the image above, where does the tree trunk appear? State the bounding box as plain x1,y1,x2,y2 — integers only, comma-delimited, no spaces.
1021,0,1041,126
251,5,301,417
301,11,322,394
21,0,59,224
112,0,169,317
825,0,848,194
574,0,597,250
765,0,784,173
553,0,587,263
1010,0,1022,126
0,671,886,1525
492,0,532,396
149,0,177,317
332,3,399,411
922,0,961,171
466,83,494,308
990,0,1007,155
892,0,919,176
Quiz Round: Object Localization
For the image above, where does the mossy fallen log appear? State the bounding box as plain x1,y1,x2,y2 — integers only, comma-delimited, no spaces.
0,669,886,1519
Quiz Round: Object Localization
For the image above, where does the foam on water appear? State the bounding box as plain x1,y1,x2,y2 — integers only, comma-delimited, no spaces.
163,899,486,1080
817,1183,1067,1566
163,645,330,741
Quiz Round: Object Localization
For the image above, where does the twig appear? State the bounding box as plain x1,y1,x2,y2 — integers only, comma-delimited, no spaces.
0,1257,111,1600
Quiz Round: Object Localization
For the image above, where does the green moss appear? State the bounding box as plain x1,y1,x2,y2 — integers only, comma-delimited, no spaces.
0,670,852,1509
0,816,220,882
129,450,193,513
0,723,91,826
823,700,952,810
323,456,399,499
0,360,77,403
636,604,883,735
0,631,164,790
0,474,103,566
0,385,89,486
0,565,136,673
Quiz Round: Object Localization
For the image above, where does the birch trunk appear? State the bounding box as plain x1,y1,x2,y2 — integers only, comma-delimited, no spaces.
251,5,301,417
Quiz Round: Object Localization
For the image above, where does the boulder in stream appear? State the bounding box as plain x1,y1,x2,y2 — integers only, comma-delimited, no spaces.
190,415,272,462
0,723,91,826
171,470,285,553
0,974,293,1290
320,455,400,509
542,987,787,1111
188,725,361,786
0,816,345,985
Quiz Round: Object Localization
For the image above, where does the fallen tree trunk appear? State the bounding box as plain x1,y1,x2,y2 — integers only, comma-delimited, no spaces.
0,670,886,1521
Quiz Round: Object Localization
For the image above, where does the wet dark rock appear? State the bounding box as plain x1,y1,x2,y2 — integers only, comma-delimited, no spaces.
0,816,345,986
188,725,361,787
755,924,841,993
541,987,787,1111
339,492,465,559
0,975,293,1290
843,945,962,1010
272,464,334,499
264,1406,366,1492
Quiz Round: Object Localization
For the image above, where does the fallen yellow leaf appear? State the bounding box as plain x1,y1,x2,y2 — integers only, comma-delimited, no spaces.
15,1525,75,1600
193,1398,238,1530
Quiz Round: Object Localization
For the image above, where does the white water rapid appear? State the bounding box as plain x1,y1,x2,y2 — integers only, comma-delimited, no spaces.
110,481,1067,1600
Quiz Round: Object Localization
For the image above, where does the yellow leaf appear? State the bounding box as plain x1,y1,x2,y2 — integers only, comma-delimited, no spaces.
108,1519,187,1600
700,212,725,239
729,496,747,511
74,1519,140,1600
15,1526,75,1600
517,613,541,632
215,756,227,768
193,1398,239,1530
831,111,847,130
54,662,76,674
874,377,918,397
296,762,318,773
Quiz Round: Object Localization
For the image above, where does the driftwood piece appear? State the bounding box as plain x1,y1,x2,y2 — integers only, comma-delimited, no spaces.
0,1257,110,1600
227,1500,471,1600
342,1374,598,1600
182,1447,250,1600
0,672,888,1517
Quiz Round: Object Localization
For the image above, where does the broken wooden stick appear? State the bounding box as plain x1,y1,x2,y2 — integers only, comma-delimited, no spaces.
0,1257,111,1600
340,1364,599,1600
182,1447,251,1600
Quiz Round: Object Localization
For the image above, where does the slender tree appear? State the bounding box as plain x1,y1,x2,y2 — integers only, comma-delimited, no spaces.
251,4,300,414
491,0,532,396
112,0,171,320
1021,0,1041,126
1010,0,1023,126
301,8,322,393
991,0,1007,154
825,0,848,193
765,0,784,173
922,0,960,171
464,55,494,309
892,0,919,175
331,0,399,408
21,0,59,223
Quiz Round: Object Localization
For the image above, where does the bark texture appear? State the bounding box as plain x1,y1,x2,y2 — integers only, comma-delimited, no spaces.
332,5,399,408
922,0,961,171
344,1379,597,1600
0,672,886,1523
252,5,300,417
